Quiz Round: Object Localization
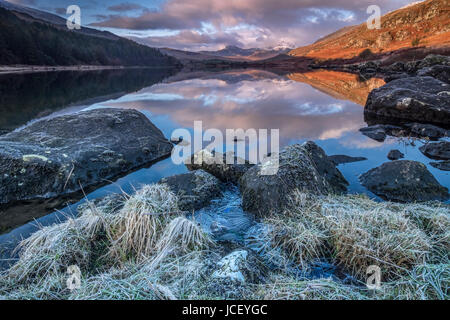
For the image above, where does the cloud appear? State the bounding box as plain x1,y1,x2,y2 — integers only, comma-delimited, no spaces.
54,7,66,15
108,2,146,12
6,0,36,5
86,0,421,50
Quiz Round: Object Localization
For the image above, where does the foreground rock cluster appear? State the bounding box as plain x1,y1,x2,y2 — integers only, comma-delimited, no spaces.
363,55,450,126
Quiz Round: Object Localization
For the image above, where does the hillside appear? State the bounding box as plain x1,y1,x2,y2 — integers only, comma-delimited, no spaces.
289,0,450,60
0,5,179,67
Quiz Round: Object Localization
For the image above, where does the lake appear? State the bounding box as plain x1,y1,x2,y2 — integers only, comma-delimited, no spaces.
0,68,448,266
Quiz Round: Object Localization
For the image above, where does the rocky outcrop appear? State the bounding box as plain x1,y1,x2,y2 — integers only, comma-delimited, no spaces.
364,76,450,126
0,109,173,205
419,142,450,160
387,149,404,161
186,150,254,184
239,141,348,217
159,170,222,212
360,160,449,202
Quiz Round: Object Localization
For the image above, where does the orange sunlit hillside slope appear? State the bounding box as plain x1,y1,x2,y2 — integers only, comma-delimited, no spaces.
289,0,450,60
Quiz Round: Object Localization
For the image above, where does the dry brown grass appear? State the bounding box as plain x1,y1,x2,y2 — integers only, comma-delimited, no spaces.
108,184,179,262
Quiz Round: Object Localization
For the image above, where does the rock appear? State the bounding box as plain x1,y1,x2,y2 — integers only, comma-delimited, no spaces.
360,160,449,202
239,141,348,217
211,250,266,284
359,124,402,142
416,54,450,69
387,149,404,160
384,72,411,83
430,160,450,171
207,249,267,299
0,109,173,205
186,150,254,184
364,77,450,125
328,155,367,165
212,250,249,283
159,170,222,211
419,142,450,160
417,65,450,84
360,126,386,142
405,123,449,140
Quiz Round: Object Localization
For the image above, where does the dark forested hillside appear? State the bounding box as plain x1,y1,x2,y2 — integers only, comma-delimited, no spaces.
0,7,179,67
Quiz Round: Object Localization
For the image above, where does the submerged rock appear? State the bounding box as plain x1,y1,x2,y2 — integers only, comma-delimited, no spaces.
240,141,348,217
328,155,367,165
419,142,450,160
186,150,254,184
360,160,449,202
387,149,404,161
405,123,449,140
359,124,402,142
430,160,450,171
0,109,173,205
159,170,222,212
364,77,450,125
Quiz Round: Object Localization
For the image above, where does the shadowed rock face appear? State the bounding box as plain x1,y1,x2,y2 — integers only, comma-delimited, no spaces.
360,160,449,203
0,108,173,205
364,76,450,126
239,141,348,217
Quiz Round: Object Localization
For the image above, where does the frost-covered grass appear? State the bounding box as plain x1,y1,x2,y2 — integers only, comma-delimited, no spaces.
0,185,448,300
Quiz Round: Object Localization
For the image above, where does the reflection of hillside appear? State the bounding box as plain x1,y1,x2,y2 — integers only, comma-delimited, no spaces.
288,71,385,106
0,68,174,132
163,69,283,84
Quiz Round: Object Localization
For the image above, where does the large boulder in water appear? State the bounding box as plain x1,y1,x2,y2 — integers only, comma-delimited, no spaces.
360,160,449,203
0,109,173,205
364,76,450,125
239,141,348,217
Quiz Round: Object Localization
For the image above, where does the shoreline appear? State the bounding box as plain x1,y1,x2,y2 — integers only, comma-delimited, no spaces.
0,65,179,75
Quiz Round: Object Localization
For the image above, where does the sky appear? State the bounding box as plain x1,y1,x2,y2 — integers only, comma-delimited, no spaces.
8,0,422,51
